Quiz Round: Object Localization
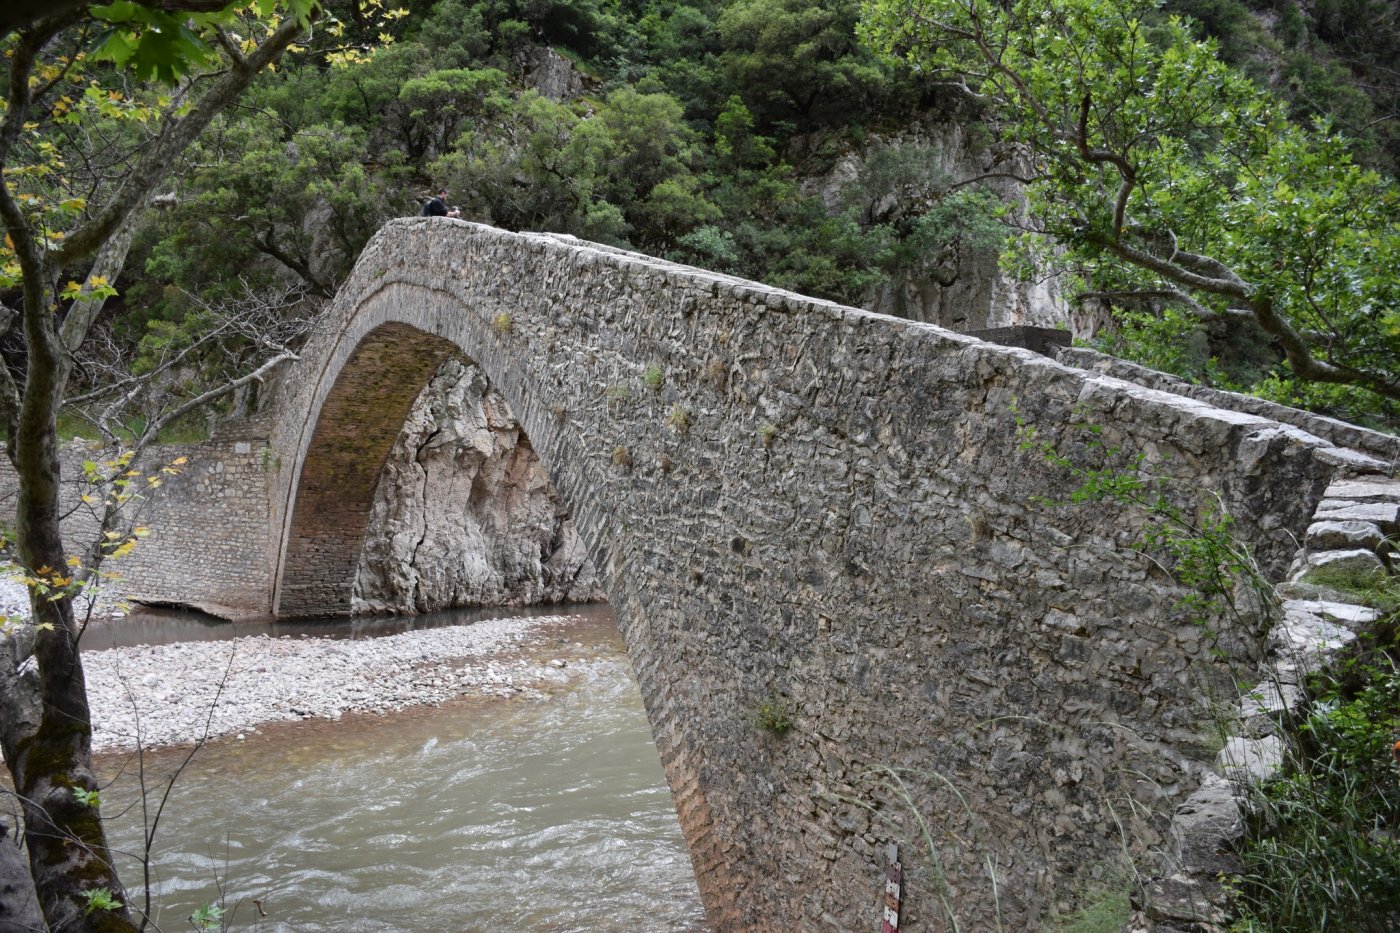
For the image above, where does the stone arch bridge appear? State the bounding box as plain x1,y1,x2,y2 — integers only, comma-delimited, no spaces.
114,219,1392,929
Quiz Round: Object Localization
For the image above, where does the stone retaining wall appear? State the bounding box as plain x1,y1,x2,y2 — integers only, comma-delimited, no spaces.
0,426,275,620
1136,472,1399,929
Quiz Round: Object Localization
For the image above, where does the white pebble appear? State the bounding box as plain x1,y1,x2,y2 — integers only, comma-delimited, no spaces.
84,614,579,752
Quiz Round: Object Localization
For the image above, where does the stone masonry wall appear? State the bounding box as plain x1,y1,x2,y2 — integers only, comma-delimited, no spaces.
262,218,1387,931
0,422,275,620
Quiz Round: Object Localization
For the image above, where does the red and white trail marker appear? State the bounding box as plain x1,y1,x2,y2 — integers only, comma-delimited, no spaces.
881,842,902,933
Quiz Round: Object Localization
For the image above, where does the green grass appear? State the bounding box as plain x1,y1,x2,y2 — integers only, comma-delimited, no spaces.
52,410,211,446
1299,561,1400,614
1057,882,1132,933
1230,593,1400,931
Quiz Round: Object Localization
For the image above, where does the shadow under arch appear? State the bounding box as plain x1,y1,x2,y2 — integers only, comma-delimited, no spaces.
274,321,459,616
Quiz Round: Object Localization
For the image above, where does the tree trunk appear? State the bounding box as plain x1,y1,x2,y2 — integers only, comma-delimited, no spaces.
0,11,315,930
0,819,46,932
0,287,138,931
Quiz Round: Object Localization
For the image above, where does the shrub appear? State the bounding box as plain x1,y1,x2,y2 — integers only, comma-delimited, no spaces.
753,696,795,735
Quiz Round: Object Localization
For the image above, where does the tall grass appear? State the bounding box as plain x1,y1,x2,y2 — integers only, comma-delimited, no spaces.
1231,566,1400,932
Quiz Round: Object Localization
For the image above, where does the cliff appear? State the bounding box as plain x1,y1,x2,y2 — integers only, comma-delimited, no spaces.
353,357,604,614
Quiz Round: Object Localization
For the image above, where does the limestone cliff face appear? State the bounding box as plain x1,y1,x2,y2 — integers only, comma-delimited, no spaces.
353,358,604,614
514,44,588,101
803,115,1069,334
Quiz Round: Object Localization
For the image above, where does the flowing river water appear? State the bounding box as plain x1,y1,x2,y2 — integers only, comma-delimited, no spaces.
85,607,708,932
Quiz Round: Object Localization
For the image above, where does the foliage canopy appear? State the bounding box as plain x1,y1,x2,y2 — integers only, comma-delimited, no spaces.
861,0,1400,414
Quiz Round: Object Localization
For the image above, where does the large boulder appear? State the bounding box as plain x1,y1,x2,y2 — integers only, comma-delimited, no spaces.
354,358,604,614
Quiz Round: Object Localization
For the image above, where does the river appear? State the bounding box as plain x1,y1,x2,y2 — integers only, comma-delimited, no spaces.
87,609,708,932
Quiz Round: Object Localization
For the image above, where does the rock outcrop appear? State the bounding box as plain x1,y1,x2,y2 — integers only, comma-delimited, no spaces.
514,44,588,101
353,358,603,614
801,113,1068,333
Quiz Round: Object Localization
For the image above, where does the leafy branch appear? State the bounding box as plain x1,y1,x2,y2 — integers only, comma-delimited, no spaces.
861,0,1400,407
1013,405,1276,652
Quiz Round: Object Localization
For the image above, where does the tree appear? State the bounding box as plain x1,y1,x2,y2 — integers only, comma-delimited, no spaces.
144,116,395,299
718,0,896,128
860,0,1400,415
0,3,329,930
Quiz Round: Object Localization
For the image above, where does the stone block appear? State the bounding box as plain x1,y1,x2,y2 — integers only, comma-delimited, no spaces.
1305,519,1387,552
1142,874,1232,930
1270,603,1356,673
1287,599,1380,628
1217,736,1284,784
1323,478,1400,500
1290,547,1386,583
1239,680,1304,735
1311,500,1400,529
1171,773,1243,870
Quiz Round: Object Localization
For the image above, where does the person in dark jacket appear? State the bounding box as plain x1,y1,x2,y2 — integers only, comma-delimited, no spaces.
422,188,449,217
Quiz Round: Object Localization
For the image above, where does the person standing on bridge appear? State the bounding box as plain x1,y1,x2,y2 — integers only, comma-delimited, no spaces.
422,188,449,217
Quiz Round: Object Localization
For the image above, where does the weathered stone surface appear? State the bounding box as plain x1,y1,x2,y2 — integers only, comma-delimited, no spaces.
514,44,586,100
1217,736,1284,784
1305,519,1387,552
1292,547,1387,581
1141,873,1232,931
354,357,603,613
1311,500,1400,528
1054,346,1400,467
1239,679,1304,735
1324,478,1400,500
1171,773,1243,870
1270,603,1358,678
1142,473,1398,933
1287,599,1380,628
1,423,283,621
1141,772,1243,928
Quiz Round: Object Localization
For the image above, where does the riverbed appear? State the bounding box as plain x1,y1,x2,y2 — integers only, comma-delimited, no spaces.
5,595,709,931
83,608,593,752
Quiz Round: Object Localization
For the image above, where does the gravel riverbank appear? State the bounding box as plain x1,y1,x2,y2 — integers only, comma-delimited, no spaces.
1,569,586,754
84,614,580,753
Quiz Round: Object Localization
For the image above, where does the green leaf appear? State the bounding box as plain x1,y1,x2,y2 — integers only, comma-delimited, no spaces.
190,902,224,930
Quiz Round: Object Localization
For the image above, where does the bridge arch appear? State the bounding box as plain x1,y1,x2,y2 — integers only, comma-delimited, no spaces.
262,218,1352,930
269,298,604,620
